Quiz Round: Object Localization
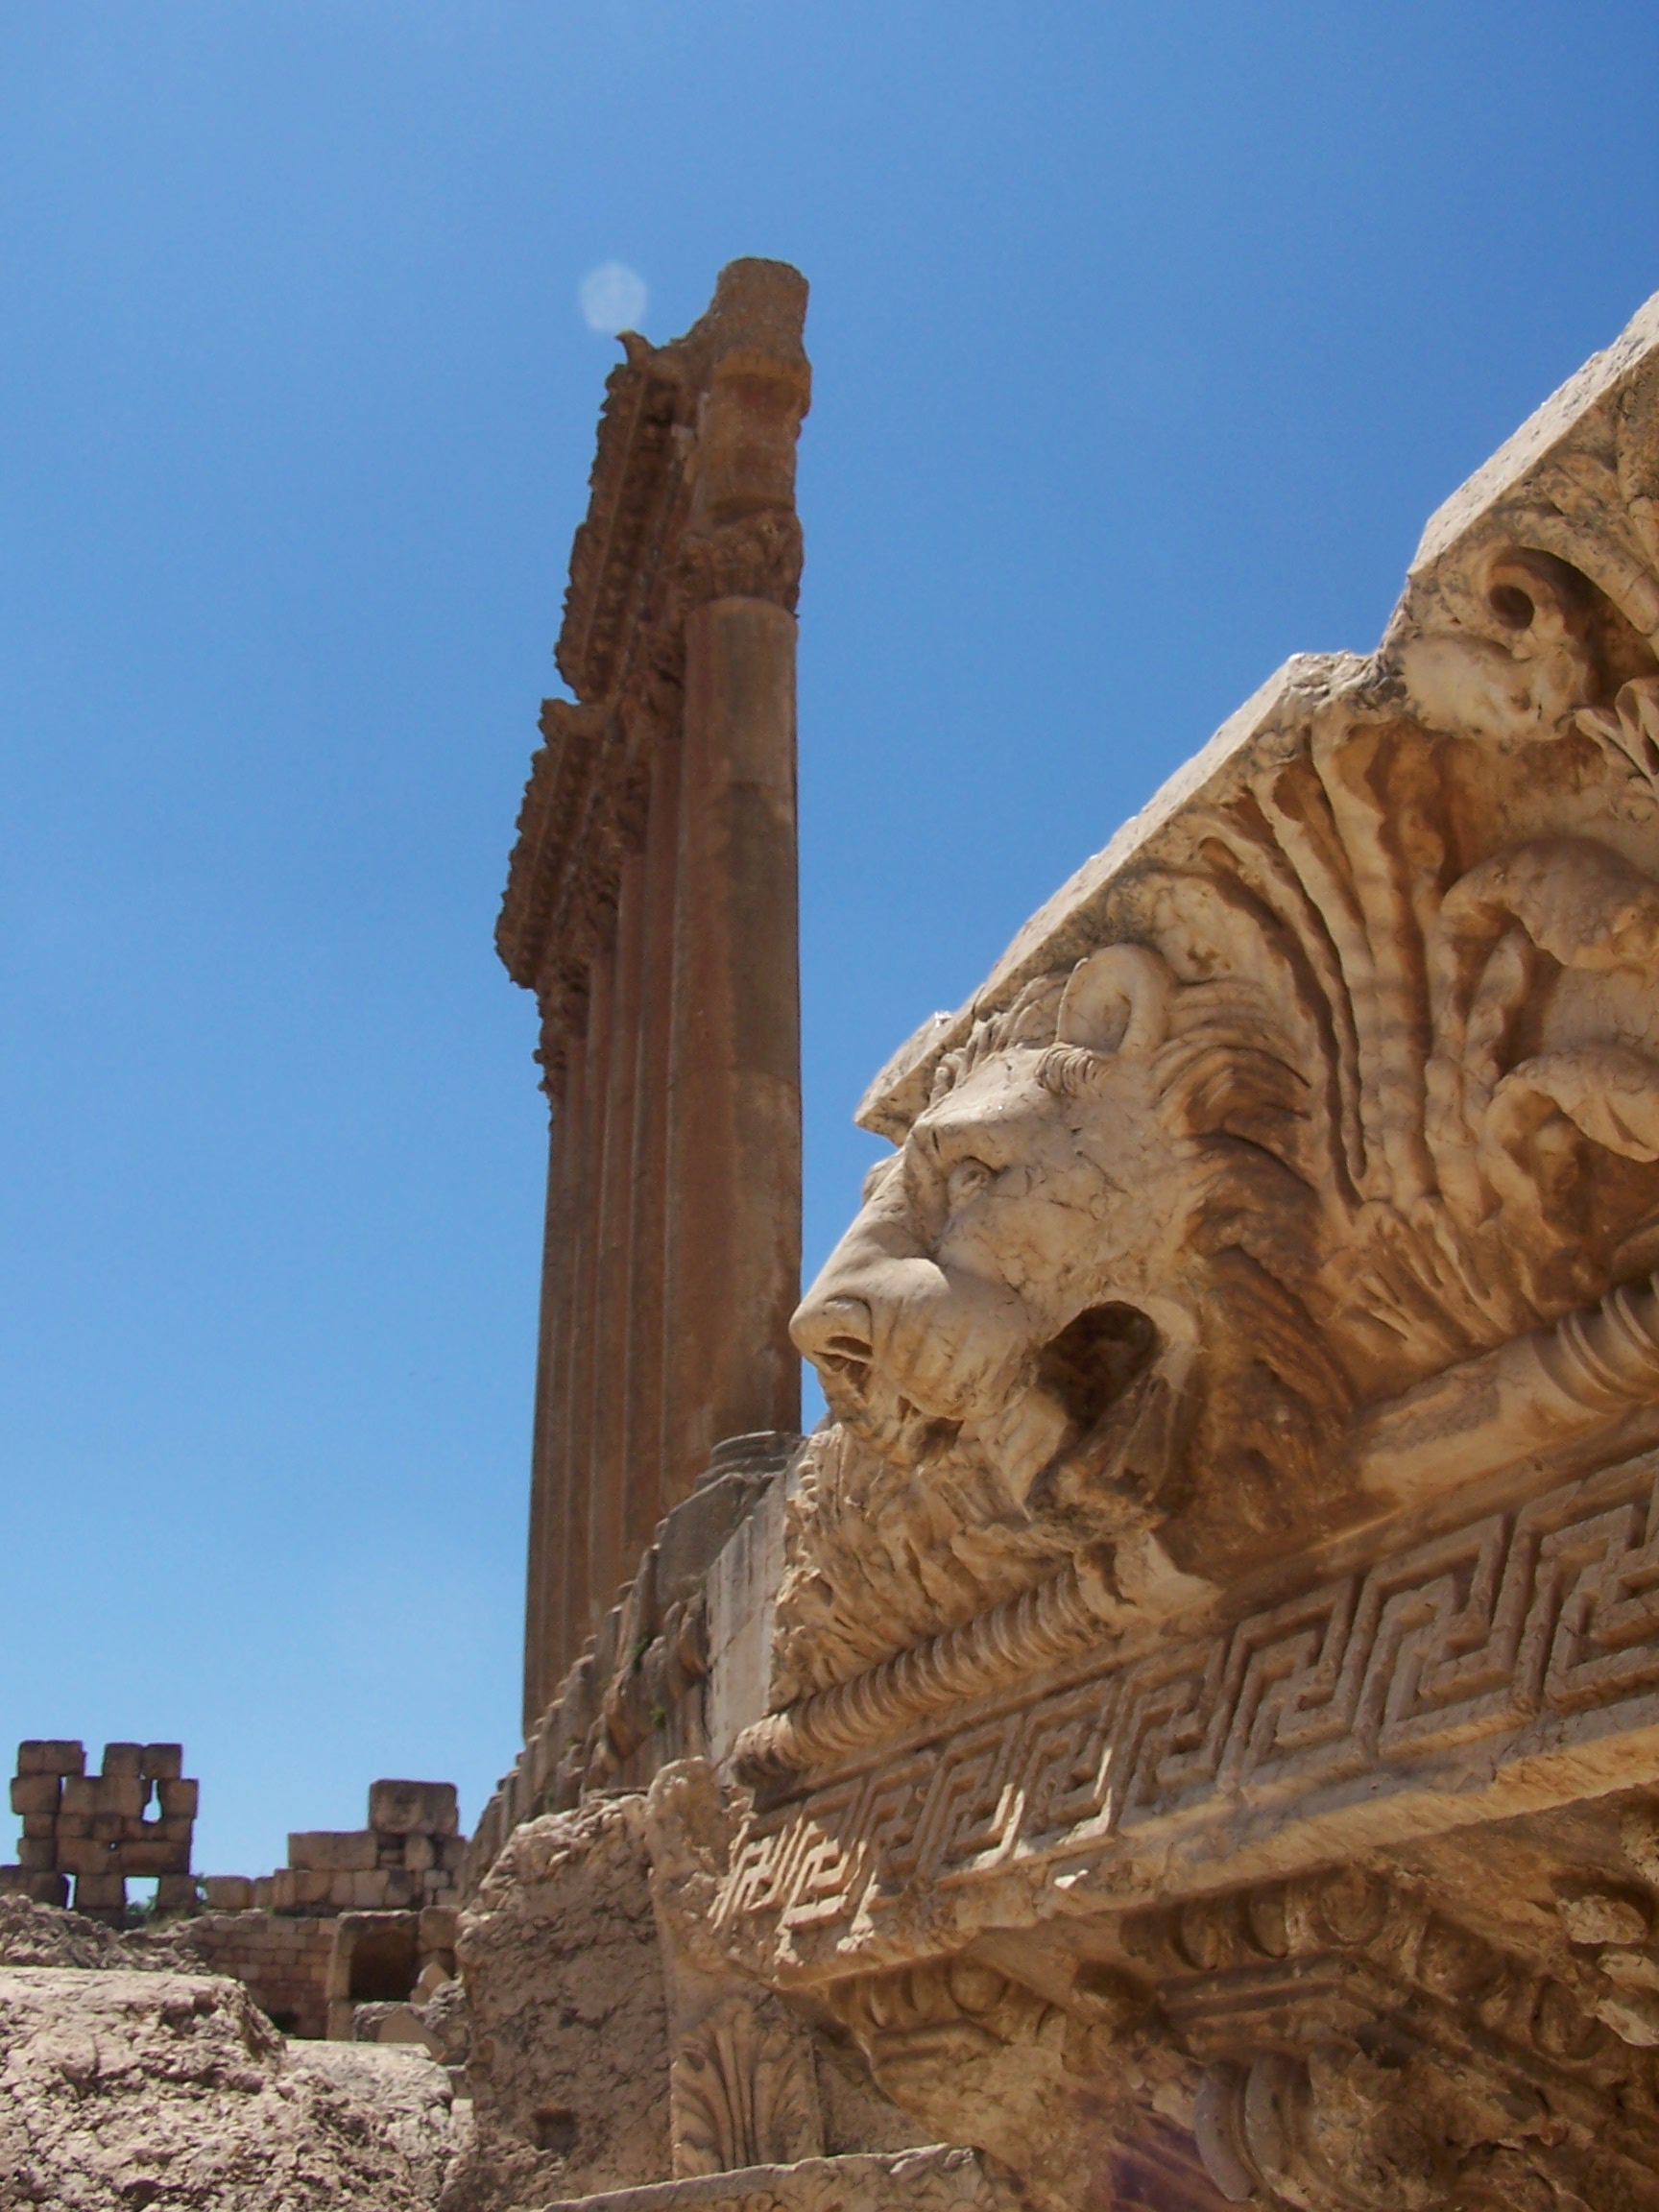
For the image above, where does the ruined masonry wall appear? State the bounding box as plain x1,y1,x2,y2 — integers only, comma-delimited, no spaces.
1,1740,197,1918
184,1911,336,2040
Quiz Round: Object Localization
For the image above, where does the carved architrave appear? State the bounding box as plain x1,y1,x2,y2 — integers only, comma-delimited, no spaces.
720,1445,1659,1986
779,291,1659,1715
700,290,1659,2210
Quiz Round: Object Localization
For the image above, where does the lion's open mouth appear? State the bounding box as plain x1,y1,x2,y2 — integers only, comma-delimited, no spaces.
1035,1302,1160,1432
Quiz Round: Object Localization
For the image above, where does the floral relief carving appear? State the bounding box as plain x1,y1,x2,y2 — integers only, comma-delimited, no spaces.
670,1992,823,2176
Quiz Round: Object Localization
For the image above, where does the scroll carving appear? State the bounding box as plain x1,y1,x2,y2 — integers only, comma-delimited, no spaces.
1154,1865,1659,2210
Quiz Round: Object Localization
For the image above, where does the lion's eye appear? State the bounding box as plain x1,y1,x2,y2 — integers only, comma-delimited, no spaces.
947,1158,995,1210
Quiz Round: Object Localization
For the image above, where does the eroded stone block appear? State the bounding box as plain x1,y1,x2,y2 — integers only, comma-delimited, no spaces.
456,1796,670,2200
369,1779,459,1838
203,1875,253,1911
17,1741,84,1778
289,1829,377,1873
9,1774,61,1817
60,1774,145,1820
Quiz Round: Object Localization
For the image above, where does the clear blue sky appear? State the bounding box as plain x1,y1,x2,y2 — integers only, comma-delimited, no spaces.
2,4,1654,1880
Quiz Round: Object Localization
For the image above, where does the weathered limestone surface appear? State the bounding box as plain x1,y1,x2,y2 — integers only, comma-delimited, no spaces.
534,2145,1003,2212
0,1891,201,1972
449,1796,673,2207
0,1962,461,2209
448,1776,938,2210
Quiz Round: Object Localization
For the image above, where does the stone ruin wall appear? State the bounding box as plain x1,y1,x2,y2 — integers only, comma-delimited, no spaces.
3,1743,466,2050
3,1740,197,1916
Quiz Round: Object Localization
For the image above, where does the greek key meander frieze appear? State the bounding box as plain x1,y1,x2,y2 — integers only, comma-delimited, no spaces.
717,1448,1659,1980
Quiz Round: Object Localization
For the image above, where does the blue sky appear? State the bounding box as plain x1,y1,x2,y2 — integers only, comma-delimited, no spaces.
1,3,1654,1880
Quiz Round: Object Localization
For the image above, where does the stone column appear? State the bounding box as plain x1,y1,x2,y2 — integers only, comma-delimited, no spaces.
499,260,809,1719
662,599,803,1495
522,1027,585,1731
589,845,647,1621
660,267,810,1498
622,728,683,1545
563,945,613,1670
520,1117,562,1729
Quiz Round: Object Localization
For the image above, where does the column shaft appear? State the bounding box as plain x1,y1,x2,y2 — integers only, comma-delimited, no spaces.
589,850,647,1620
523,1032,585,1724
623,729,683,1541
662,597,803,1501
562,951,613,1664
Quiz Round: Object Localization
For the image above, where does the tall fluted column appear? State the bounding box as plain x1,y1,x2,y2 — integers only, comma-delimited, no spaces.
662,598,803,1493
562,943,613,1664
499,259,809,1717
589,845,647,1619
521,1027,585,1730
622,728,683,1543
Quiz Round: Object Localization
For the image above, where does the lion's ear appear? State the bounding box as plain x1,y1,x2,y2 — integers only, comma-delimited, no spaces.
1056,944,1172,1056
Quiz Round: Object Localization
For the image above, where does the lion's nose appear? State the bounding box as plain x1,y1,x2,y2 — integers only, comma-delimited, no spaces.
791,1293,876,1394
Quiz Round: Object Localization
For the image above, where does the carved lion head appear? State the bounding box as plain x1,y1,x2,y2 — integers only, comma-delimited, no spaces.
793,940,1353,1582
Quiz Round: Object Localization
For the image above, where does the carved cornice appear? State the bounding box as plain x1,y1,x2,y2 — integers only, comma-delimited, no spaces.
497,261,810,1063
810,1860,1659,2210
715,1441,1659,1988
855,290,1659,1143
1141,1867,1659,2208
746,1270,1659,1783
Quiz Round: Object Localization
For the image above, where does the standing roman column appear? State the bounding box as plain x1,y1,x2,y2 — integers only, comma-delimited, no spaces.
661,267,810,1495
662,595,803,1494
500,260,810,1719
589,842,647,1619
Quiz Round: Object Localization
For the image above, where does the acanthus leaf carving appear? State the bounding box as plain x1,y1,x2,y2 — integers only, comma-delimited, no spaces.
670,1991,824,2177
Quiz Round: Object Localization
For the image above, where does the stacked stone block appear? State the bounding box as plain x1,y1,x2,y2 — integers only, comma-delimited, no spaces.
202,1779,464,1920
276,1779,463,1914
1,1740,196,1919
325,1902,459,2041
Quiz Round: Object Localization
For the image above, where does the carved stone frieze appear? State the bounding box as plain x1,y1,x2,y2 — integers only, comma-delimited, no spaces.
720,1446,1659,1985
781,293,1659,1708
803,1858,1659,2210
694,290,1659,2210
1145,1864,1659,2209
